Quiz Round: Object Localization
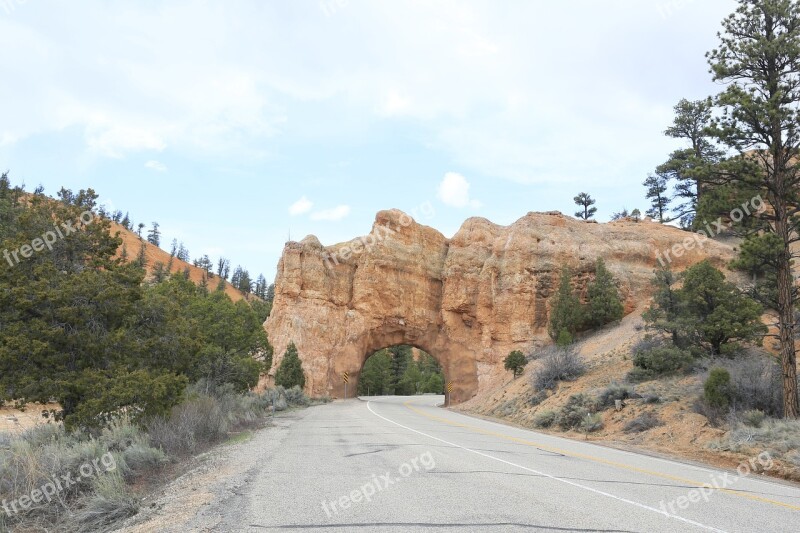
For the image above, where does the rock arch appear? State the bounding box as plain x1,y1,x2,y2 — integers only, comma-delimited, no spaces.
264,209,733,403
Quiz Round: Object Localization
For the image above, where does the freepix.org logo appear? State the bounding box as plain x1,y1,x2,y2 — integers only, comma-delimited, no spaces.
2,210,96,268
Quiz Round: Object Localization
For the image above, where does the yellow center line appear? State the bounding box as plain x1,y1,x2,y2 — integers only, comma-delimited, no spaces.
401,399,800,512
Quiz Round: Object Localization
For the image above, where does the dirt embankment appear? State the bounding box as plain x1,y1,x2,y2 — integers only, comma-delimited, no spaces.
455,307,800,482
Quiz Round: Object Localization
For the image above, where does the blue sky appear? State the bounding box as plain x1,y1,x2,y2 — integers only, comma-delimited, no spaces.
0,0,736,281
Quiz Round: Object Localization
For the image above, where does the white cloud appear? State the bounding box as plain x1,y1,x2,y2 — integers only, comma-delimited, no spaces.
288,195,313,216
145,160,167,172
310,205,351,221
437,172,481,208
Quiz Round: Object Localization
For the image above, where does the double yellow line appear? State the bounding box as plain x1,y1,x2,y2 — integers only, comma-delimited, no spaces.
403,400,800,512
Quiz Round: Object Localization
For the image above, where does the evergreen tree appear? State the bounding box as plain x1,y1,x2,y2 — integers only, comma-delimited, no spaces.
642,265,683,347
358,349,393,395
548,267,583,341
147,222,161,247
137,222,145,237
135,243,147,268
504,350,527,378
680,261,765,356
656,98,723,228
177,242,190,262
254,274,268,299
238,269,252,294
275,342,305,389
217,257,230,280
644,261,765,356
585,258,624,328
231,265,244,288
573,192,597,220
121,212,130,229
700,0,800,416
643,173,670,222
610,208,630,221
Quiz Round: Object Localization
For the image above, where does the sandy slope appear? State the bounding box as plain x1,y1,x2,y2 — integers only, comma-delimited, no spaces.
455,307,800,482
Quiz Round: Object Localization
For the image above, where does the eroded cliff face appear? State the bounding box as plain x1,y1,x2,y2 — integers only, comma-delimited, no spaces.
264,210,734,402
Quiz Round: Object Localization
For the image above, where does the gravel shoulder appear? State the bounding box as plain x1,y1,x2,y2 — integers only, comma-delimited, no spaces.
113,408,314,533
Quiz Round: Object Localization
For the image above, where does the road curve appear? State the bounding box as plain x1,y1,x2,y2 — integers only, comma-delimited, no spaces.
231,396,800,532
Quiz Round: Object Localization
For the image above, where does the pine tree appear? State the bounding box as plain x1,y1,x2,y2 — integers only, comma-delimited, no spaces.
700,0,800,416
504,350,527,378
231,265,243,288
135,243,147,268
137,222,145,237
656,98,723,228
585,258,624,328
177,242,190,262
275,342,305,389
548,267,583,341
147,222,161,247
238,269,252,294
217,257,230,280
643,173,670,222
573,192,597,220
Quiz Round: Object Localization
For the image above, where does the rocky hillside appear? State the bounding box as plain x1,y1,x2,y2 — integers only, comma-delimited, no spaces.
454,308,800,482
110,221,247,302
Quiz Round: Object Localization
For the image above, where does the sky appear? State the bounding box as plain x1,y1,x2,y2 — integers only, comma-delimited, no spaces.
0,0,738,281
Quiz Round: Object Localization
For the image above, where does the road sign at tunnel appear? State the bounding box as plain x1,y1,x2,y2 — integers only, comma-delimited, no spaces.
447,381,453,393
343,372,349,384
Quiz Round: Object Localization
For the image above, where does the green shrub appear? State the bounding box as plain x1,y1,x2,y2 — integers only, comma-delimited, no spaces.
623,412,663,433
556,329,574,347
627,345,693,382
555,393,598,430
597,383,637,408
528,390,548,407
704,368,733,410
741,409,766,428
65,471,139,531
580,413,604,432
532,410,557,428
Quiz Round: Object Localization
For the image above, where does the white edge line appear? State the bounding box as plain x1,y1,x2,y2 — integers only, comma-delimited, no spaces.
367,401,727,533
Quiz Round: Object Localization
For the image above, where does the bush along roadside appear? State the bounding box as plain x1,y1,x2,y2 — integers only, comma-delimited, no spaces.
0,383,323,532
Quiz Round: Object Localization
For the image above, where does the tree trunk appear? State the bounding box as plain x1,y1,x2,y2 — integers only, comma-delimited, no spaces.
774,205,800,418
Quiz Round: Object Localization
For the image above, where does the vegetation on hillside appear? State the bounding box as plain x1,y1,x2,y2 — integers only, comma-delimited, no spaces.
357,346,445,396
641,0,800,418
0,176,273,429
548,259,624,343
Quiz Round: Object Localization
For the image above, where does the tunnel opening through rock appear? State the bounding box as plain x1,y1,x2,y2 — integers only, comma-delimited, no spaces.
356,345,445,398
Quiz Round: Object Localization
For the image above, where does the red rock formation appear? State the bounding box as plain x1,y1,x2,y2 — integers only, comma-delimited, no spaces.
264,210,734,402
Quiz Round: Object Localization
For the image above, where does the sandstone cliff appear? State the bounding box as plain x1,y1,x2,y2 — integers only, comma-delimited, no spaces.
264,210,735,402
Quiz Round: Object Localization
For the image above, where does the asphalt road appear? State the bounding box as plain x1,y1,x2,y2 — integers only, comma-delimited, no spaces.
231,395,800,532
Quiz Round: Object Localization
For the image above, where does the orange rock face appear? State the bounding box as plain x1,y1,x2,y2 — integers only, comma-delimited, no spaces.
264,210,734,402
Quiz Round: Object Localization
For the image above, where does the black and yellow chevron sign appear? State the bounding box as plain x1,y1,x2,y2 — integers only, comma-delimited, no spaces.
446,381,453,393
343,372,349,384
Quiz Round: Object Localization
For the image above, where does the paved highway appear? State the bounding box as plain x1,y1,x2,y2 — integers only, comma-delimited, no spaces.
228,395,800,532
